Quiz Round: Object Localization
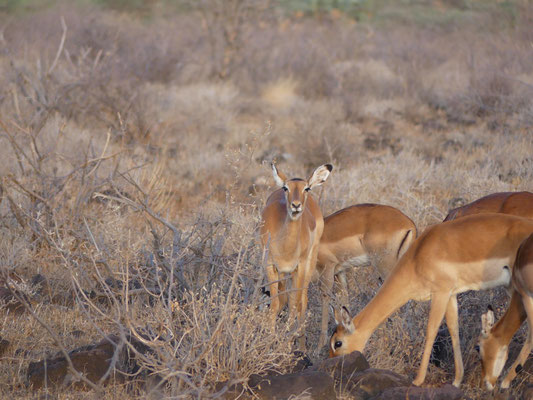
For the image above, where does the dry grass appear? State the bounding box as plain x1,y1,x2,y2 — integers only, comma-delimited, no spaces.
0,0,532,398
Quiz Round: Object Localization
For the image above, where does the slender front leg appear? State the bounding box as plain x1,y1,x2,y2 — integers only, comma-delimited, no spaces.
288,269,300,322
301,243,319,324
290,258,310,350
299,272,312,351
445,294,463,387
319,263,335,348
502,331,531,389
266,264,280,327
413,293,450,386
278,273,288,312
502,295,533,389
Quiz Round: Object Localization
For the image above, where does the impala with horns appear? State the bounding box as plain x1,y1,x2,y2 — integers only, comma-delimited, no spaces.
261,163,332,346
330,213,533,387
444,191,533,222
478,232,533,390
316,204,417,347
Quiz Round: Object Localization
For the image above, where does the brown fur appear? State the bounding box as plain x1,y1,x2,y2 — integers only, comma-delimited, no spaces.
315,204,417,347
479,233,533,389
444,191,533,222
260,164,332,349
330,213,533,388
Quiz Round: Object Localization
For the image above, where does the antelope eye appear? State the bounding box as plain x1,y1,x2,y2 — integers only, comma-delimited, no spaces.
304,187,310,192
334,341,342,349
474,345,480,353
282,186,288,192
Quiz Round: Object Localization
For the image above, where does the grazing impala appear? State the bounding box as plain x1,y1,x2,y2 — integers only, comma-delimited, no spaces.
316,204,417,347
261,163,332,344
444,191,533,222
478,233,533,390
330,213,533,387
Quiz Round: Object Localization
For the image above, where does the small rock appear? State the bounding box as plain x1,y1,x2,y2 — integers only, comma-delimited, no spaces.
31,274,49,293
27,335,121,389
47,291,75,307
522,358,533,375
0,338,9,357
312,351,370,381
104,277,123,290
213,381,248,400
0,287,25,315
249,370,336,400
290,351,313,373
31,275,81,307
15,348,31,357
372,384,463,400
27,333,152,390
522,384,533,400
343,368,411,399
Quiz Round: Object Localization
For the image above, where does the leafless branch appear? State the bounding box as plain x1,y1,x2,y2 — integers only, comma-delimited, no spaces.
48,16,67,76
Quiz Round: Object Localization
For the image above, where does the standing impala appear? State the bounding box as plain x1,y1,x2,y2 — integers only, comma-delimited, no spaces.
316,204,417,347
444,191,533,221
261,163,332,345
330,213,533,387
478,233,533,390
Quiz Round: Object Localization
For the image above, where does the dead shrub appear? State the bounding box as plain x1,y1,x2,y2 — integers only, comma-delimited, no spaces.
1,2,533,399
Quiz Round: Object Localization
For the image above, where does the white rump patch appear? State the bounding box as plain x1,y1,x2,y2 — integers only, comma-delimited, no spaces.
339,254,371,270
455,259,512,293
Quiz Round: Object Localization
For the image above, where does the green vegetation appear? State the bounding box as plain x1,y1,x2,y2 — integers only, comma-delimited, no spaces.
0,0,524,27
0,0,532,398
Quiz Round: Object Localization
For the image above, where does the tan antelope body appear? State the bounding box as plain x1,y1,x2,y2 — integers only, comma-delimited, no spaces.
330,213,533,387
261,163,332,347
444,191,533,222
316,204,417,347
479,233,533,390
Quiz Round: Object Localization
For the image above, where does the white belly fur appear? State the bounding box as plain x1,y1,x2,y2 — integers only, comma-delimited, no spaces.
454,258,511,293
275,261,298,274
273,230,318,274
336,254,371,274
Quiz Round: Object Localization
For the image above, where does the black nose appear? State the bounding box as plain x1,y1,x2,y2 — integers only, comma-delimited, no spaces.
292,202,301,208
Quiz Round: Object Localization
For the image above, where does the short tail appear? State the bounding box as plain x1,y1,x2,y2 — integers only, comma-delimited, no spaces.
443,208,459,222
397,229,415,260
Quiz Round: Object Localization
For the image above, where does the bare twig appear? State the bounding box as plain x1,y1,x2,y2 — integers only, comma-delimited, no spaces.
48,16,67,76
5,284,101,392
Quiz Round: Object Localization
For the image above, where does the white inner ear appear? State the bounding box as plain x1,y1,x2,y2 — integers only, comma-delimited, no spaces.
481,314,488,335
333,307,342,325
481,310,495,337
341,308,355,333
487,310,495,326
271,164,285,187
344,320,355,334
308,164,331,189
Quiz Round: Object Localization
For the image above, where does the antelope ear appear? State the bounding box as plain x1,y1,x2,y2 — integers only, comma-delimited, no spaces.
271,163,287,187
481,305,495,338
308,164,333,189
334,306,354,333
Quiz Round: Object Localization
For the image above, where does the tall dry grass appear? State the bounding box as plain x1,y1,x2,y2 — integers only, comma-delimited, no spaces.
0,1,532,398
